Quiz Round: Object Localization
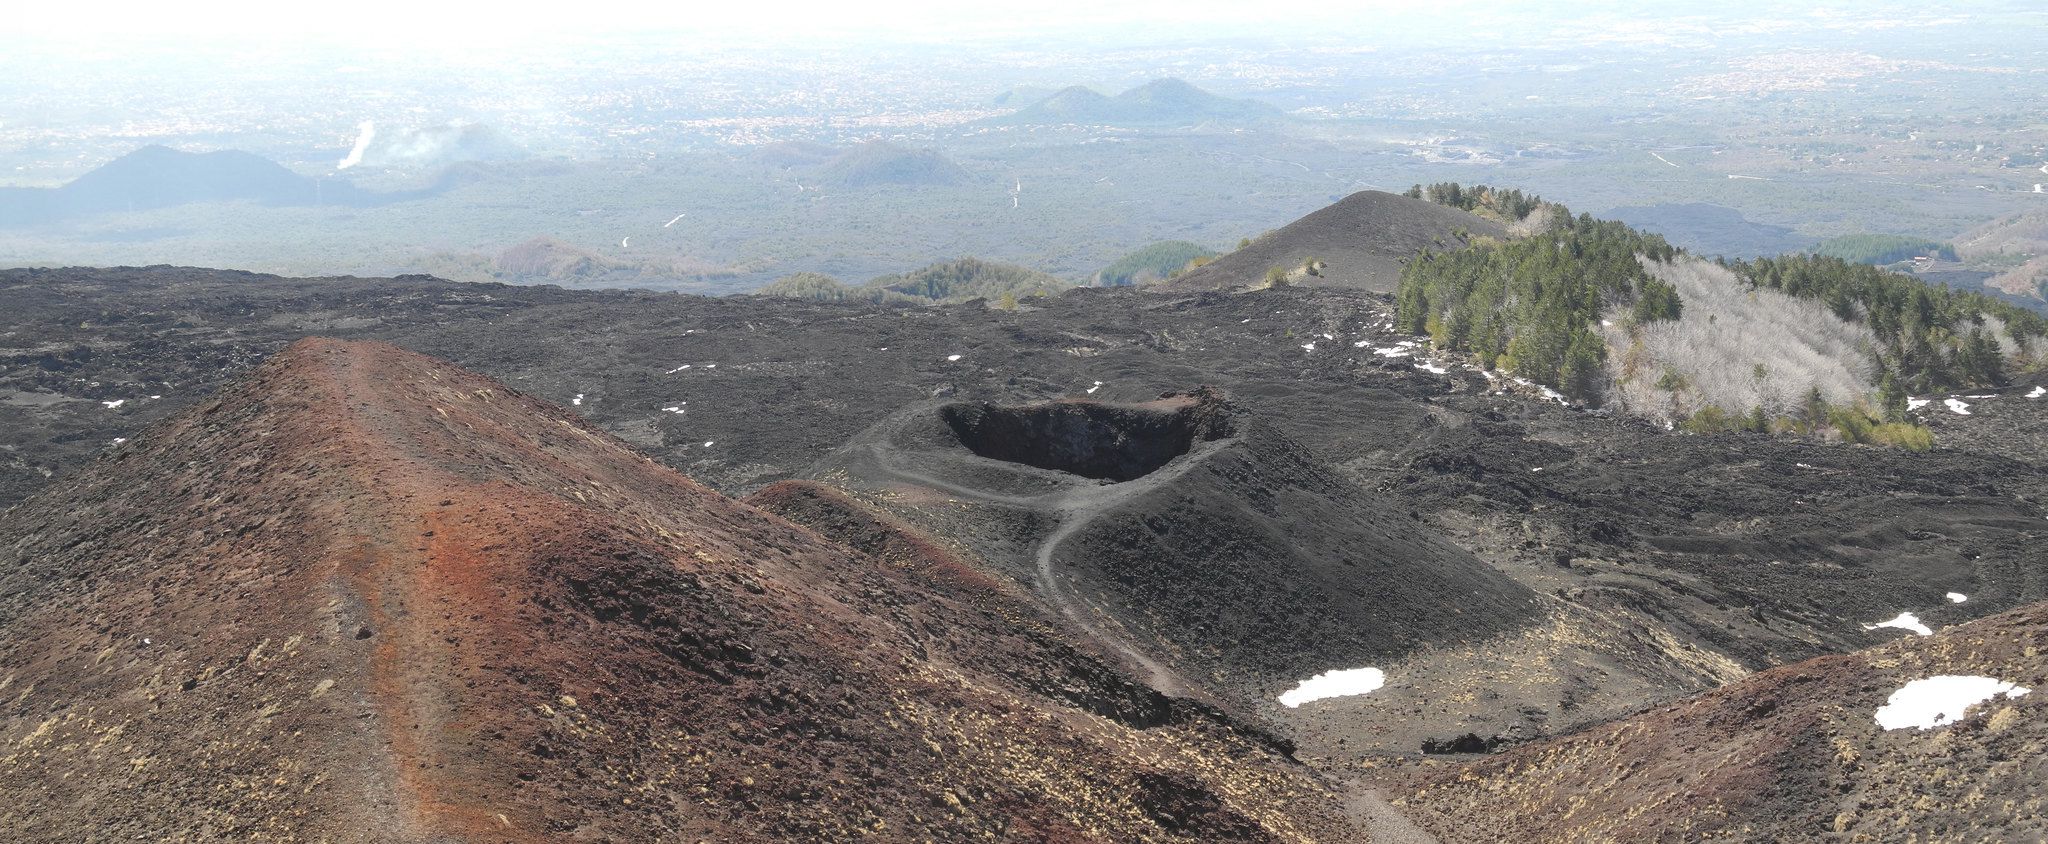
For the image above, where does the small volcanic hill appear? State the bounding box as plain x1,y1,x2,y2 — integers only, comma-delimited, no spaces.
1158,191,1507,293
0,146,391,227
807,388,1545,718
819,140,970,188
996,79,1284,126
1392,600,2048,842
0,339,1360,841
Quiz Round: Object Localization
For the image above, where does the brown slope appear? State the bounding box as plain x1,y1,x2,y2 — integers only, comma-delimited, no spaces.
1156,191,1507,294
0,338,1359,843
1389,600,2048,842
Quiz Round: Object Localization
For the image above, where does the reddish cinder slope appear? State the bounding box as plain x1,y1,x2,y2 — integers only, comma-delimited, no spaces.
1391,601,2048,843
0,338,1356,843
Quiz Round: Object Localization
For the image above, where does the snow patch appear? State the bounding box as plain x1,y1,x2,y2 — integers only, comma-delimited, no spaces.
2029,386,2046,399
702,441,715,448
946,354,962,362
1278,667,1385,708
1945,398,1971,415
1863,612,1933,637
1907,397,1931,410
571,393,584,406
661,406,685,414
666,365,691,373
1947,592,1968,604
1416,362,1448,374
1874,676,2030,731
1086,381,1103,395
101,399,125,409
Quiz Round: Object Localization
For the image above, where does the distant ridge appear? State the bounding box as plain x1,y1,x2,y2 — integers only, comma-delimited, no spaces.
993,78,1284,126
1158,190,1507,293
0,145,420,228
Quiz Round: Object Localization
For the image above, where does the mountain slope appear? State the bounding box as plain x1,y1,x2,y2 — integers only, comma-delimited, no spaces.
0,338,1357,842
1158,191,1507,293
1393,599,2048,842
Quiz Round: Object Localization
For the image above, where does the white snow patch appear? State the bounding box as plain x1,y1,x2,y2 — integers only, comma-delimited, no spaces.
1945,398,1971,415
1947,592,1968,604
1864,612,1933,637
101,399,125,409
111,437,127,445
1416,362,1448,374
666,365,691,373
1086,381,1103,394
1277,667,1385,708
1874,675,2030,730
1907,397,1931,410
661,406,685,414
1373,347,1411,358
946,354,962,362
572,393,584,406
702,441,715,448
1301,342,1316,352
2029,386,2046,399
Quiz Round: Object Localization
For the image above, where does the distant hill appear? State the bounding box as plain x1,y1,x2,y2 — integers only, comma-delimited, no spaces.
0,145,404,228
1156,190,1507,294
994,78,1284,126
1095,240,1217,286
818,140,969,187
759,257,1072,304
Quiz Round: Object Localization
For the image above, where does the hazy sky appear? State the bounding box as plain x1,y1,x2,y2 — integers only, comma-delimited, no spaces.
14,0,1460,43
9,1,2021,52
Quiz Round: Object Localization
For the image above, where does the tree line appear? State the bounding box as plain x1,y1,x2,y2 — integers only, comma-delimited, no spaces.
1395,210,1681,404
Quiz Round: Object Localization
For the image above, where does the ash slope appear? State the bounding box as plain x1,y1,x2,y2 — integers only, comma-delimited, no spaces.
806,389,1545,713
1392,599,2048,842
0,338,1359,843
1158,191,1507,293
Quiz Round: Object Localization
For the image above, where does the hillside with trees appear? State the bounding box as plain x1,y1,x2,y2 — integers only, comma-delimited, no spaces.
1394,210,1680,403
1094,240,1215,286
1724,253,2044,398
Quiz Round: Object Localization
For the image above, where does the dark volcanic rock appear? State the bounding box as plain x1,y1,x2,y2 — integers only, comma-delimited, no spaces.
0,338,1358,842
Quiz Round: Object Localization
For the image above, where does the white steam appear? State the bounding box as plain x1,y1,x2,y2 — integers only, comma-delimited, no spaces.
337,121,376,170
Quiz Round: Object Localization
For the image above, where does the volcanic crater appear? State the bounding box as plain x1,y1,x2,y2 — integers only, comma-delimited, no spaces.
937,389,1236,482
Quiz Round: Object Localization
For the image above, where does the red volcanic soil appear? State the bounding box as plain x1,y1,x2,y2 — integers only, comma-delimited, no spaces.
1388,600,2048,843
0,339,1356,842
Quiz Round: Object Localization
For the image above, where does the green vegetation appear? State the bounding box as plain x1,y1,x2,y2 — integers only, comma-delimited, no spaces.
1403,182,1545,223
1723,254,2045,392
1812,234,1956,265
1679,397,1933,451
1095,240,1217,286
759,257,1073,305
1395,211,1681,402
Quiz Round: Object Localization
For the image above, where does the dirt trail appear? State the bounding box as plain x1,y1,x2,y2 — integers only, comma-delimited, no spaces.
867,442,1197,698
1340,783,1441,844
